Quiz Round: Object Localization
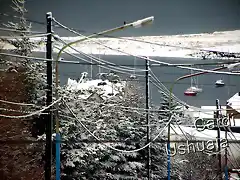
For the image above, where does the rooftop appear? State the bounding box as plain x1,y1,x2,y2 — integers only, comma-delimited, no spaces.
227,92,240,113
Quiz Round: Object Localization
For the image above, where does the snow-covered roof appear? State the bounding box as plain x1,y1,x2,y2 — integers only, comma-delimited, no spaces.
66,78,126,100
227,92,240,113
231,119,240,126
184,106,226,119
170,125,240,141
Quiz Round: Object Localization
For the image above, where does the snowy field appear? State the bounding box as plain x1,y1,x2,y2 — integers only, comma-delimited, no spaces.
1,29,240,59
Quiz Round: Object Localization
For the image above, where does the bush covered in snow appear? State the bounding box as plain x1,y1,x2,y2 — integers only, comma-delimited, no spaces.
58,76,182,180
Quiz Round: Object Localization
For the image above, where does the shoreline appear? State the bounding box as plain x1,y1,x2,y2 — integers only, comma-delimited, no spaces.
1,29,239,59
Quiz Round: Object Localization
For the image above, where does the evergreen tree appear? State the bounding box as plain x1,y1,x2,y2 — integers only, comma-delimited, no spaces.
2,0,36,62
59,79,182,180
157,90,191,125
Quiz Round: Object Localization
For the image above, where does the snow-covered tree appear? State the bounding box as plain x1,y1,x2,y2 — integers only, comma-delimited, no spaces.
157,90,191,126
58,77,182,180
1,0,36,61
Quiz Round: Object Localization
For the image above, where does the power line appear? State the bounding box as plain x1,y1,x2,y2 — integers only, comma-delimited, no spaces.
1,37,239,73
0,33,50,39
53,45,146,77
0,12,87,32
53,34,146,72
51,18,240,76
51,17,240,76
0,98,61,119
0,27,43,34
0,52,53,61
63,98,173,153
0,98,37,106
0,107,43,114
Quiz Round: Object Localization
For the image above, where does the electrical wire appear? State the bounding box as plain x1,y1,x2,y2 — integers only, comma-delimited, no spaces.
0,12,86,32
52,19,146,72
0,99,37,106
0,98,61,119
0,107,45,114
0,33,51,39
0,50,141,71
63,98,173,153
53,45,145,75
0,52,53,61
62,87,240,113
1,13,240,176
144,57,240,76
0,27,43,34
149,70,213,116
60,71,238,87
63,96,187,113
228,146,240,167
51,22,240,75
53,35,146,73
52,18,240,76
53,45,145,77
149,71,189,106
110,36,240,57
1,36,238,78
226,126,240,150
150,71,234,114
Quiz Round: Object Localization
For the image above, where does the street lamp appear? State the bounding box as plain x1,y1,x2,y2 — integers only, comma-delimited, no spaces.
54,16,154,180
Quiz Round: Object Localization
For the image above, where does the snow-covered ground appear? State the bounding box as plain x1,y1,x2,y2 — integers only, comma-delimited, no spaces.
1,29,240,59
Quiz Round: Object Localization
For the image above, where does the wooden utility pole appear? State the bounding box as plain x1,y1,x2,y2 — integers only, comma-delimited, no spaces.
167,118,171,180
45,12,53,180
224,113,229,180
215,99,222,180
146,58,151,179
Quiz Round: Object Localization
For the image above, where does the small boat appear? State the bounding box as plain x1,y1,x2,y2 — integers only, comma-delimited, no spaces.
215,79,225,87
188,86,203,93
184,88,197,96
187,68,203,94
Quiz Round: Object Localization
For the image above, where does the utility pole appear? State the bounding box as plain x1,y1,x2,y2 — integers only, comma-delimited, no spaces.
146,58,151,180
167,115,171,180
215,99,222,180
45,12,53,180
224,112,229,180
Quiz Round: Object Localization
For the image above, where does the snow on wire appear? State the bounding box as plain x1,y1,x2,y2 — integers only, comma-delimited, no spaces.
0,98,61,119
63,98,175,153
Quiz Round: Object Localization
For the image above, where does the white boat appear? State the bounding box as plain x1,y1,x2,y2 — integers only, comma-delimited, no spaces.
186,68,203,93
188,86,203,93
215,79,225,87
